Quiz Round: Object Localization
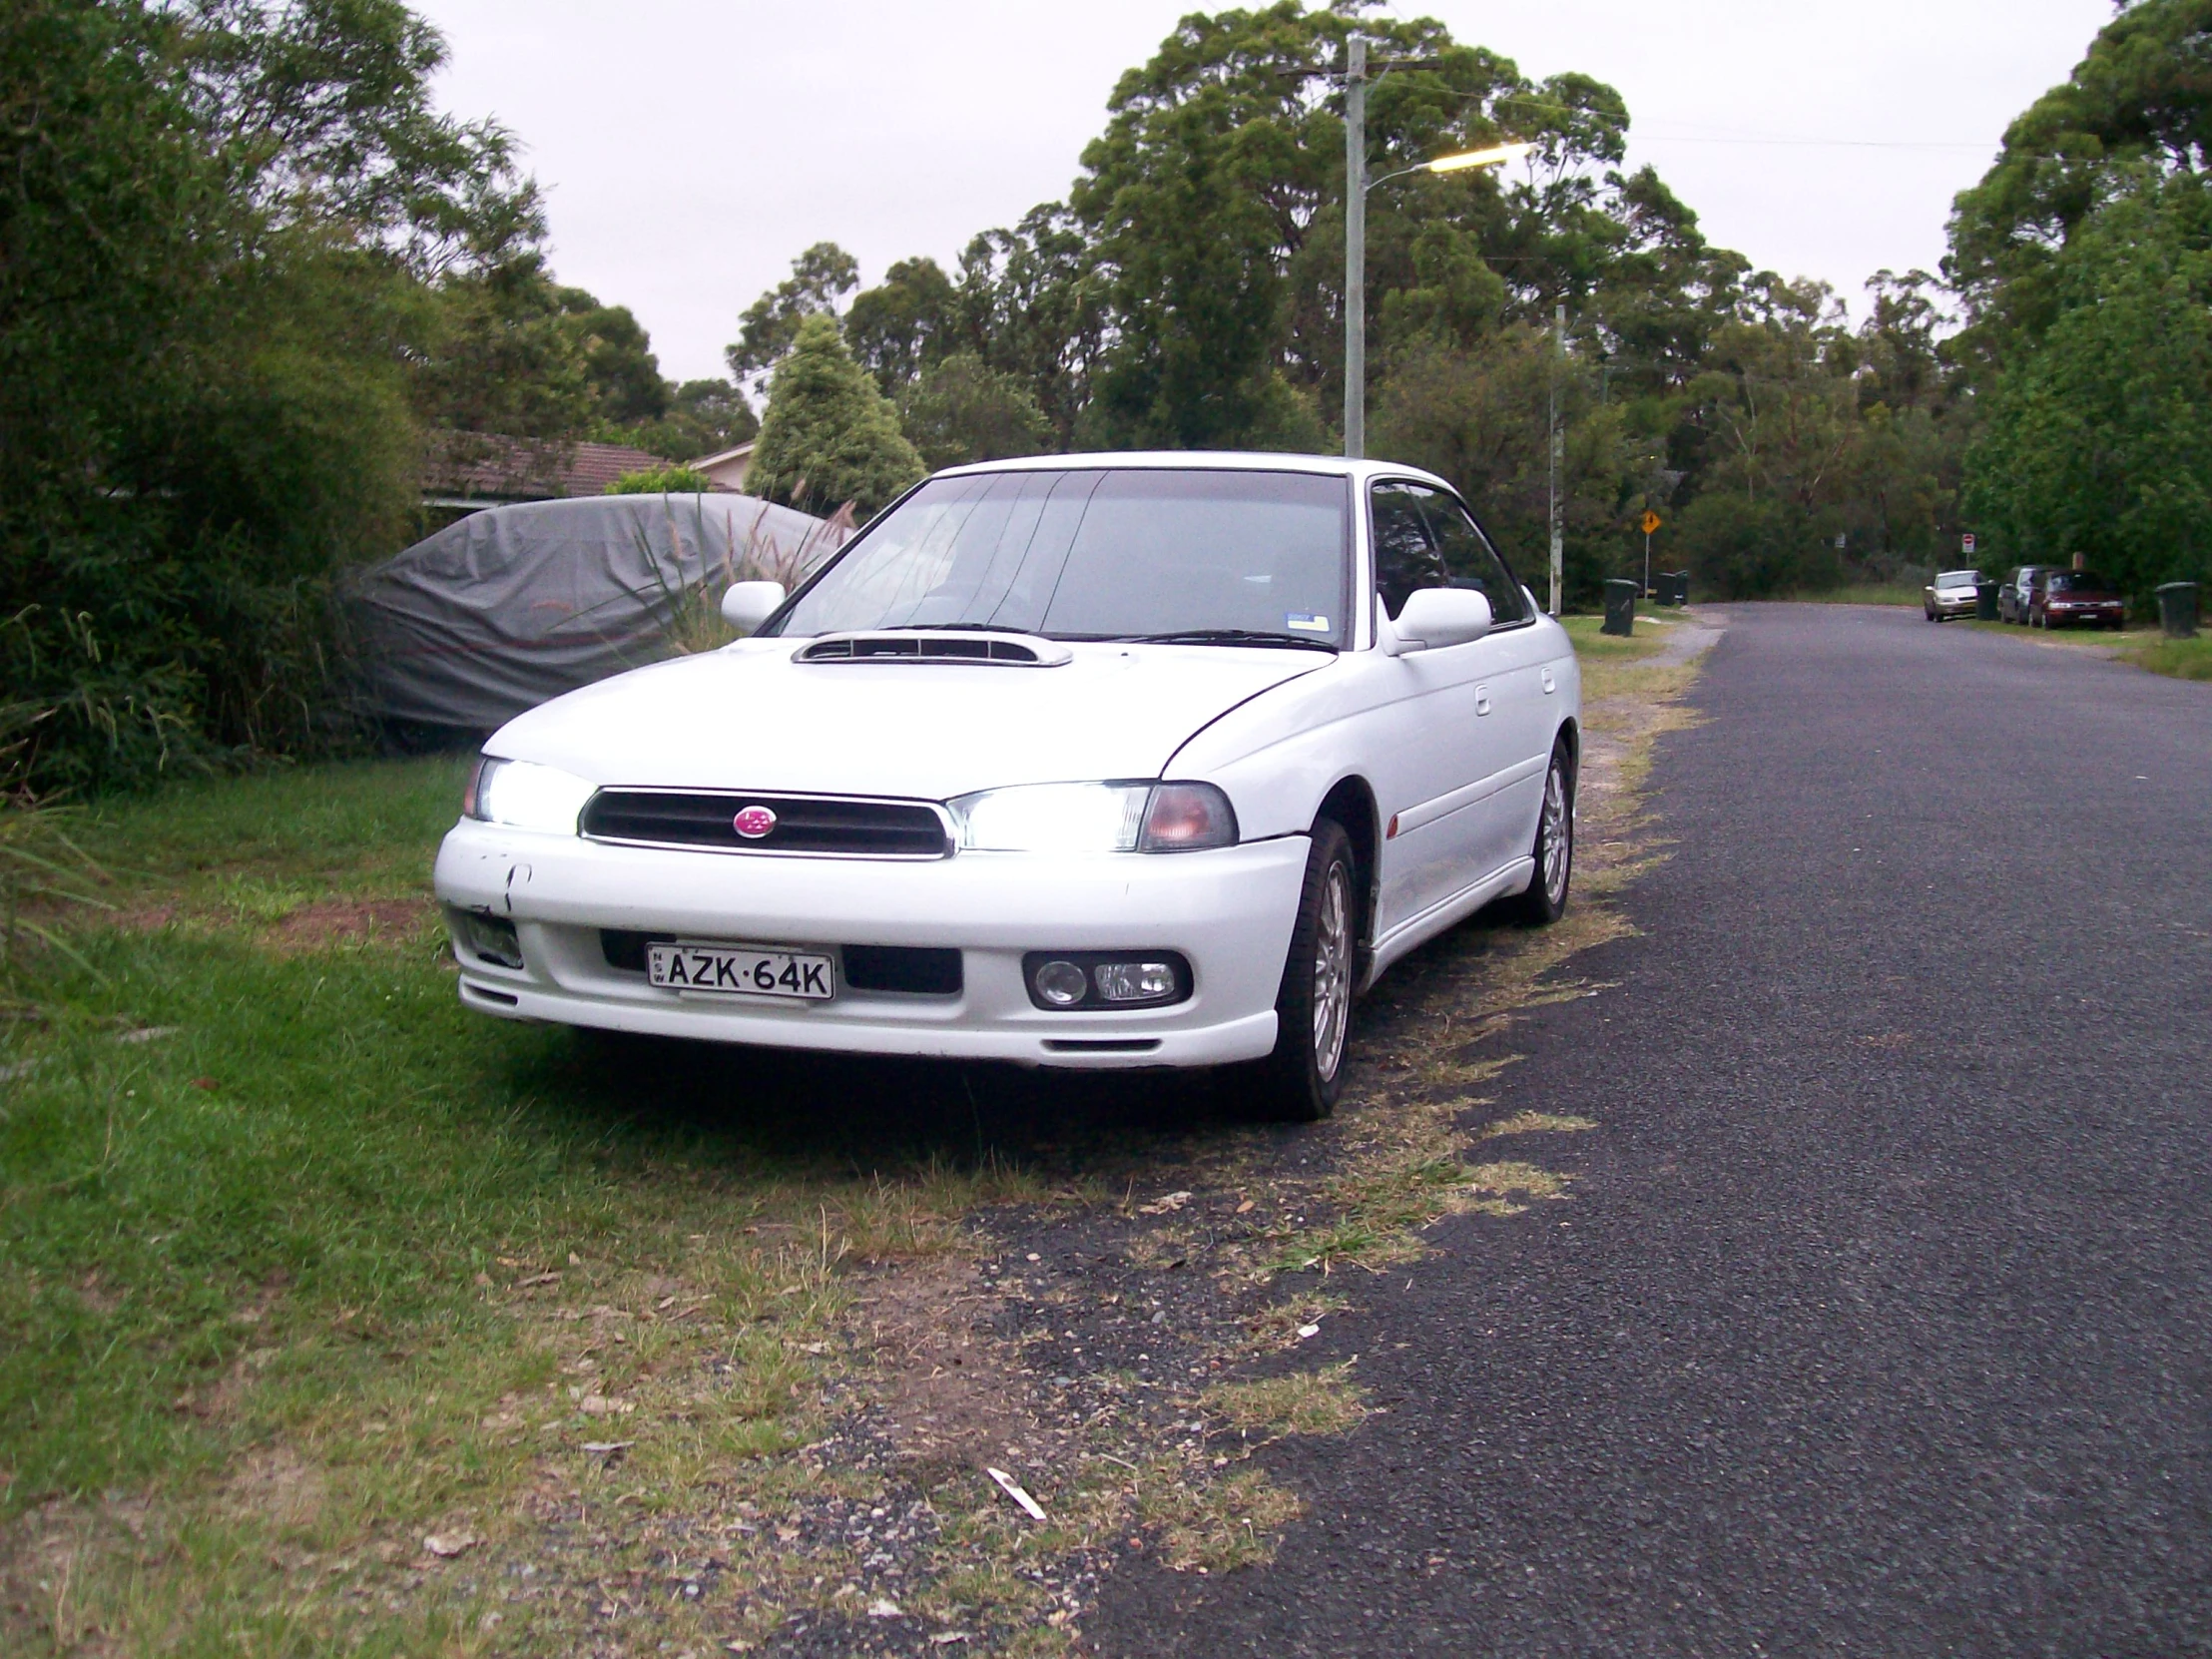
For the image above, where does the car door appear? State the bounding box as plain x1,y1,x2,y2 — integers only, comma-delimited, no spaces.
1364,480,1523,933
1418,490,1556,876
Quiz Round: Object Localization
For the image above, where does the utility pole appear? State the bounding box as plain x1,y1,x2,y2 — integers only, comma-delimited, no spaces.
1548,301,1565,616
1343,36,1367,459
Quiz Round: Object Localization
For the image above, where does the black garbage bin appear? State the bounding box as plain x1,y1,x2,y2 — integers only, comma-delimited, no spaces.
2157,581,2199,639
1975,580,2000,621
1602,578,1637,637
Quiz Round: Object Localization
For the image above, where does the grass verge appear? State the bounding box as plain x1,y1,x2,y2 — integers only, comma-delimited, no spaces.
2,610,1720,1654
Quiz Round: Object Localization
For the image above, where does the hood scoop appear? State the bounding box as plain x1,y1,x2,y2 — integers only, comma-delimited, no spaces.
794,630,1072,667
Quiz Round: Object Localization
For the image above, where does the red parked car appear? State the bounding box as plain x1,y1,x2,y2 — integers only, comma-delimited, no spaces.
2031,569,2125,630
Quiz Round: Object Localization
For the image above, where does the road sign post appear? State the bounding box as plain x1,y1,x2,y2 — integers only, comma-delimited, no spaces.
1640,510,1663,596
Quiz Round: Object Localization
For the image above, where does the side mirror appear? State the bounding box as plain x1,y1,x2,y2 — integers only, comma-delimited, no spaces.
720,580,786,636
1389,587,1492,653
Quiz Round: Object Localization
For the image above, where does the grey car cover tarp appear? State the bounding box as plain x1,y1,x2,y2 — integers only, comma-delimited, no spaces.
345,493,849,730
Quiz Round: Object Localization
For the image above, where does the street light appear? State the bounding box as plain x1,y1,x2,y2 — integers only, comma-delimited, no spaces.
1342,35,1530,461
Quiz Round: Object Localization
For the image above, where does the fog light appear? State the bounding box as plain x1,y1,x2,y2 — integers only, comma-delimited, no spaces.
1032,959,1089,1007
1093,960,1177,1003
452,909,523,970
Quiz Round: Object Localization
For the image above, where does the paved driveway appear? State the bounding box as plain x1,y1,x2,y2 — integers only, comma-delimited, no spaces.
1090,604,2212,1656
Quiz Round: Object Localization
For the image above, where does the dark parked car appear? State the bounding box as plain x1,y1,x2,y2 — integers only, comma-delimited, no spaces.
2031,569,2125,630
2000,564,2058,625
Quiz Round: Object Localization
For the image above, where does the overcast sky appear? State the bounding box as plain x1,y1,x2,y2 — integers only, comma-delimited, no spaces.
415,0,2118,385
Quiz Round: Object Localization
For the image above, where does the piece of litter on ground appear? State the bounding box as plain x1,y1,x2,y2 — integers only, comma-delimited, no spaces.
1235,1199,1256,1213
116,1026,180,1044
866,1597,903,1619
581,1440,634,1456
422,1531,478,1558
1138,1190,1194,1215
1297,1323,1322,1340
928,1636,971,1648
985,1466,1047,1521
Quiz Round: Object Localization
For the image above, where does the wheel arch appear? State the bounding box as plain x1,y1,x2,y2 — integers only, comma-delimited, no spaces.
1312,775,1382,977
1554,717,1581,775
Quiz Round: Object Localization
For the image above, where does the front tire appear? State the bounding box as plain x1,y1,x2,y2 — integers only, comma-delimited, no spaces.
1508,741,1576,925
1243,820,1357,1122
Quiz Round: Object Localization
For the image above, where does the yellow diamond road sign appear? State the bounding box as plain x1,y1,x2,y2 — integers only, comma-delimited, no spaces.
1640,510,1663,535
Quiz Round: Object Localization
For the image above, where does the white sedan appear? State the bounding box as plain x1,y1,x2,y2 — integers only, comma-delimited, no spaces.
434,453,1581,1120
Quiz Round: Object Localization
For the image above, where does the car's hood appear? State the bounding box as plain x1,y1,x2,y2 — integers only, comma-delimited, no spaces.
486,638,1333,799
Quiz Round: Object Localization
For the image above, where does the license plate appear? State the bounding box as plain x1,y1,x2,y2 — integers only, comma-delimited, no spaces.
648,941,834,1000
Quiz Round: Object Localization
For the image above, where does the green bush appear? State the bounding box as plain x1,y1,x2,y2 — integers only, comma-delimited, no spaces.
0,0,549,798
1676,493,1842,600
749,314,926,517
604,465,714,495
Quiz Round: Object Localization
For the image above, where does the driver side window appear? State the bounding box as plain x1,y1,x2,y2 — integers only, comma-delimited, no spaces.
1370,483,1446,621
1423,494,1531,626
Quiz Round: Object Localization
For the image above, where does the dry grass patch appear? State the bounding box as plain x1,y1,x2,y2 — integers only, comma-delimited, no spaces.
1478,1110,1598,1140
1139,1465,1304,1574
1205,1362,1370,1439
1461,1160,1575,1217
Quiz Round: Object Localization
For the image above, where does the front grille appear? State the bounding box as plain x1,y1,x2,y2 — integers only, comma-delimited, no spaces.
842,945,962,996
581,791,950,857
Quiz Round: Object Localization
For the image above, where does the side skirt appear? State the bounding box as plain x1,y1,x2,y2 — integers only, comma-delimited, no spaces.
1359,856,1536,993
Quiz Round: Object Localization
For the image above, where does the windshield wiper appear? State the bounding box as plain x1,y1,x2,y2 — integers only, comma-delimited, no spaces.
1114,629,1340,653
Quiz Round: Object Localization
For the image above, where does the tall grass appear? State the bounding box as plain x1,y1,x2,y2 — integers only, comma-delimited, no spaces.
633,494,854,659
0,704,108,979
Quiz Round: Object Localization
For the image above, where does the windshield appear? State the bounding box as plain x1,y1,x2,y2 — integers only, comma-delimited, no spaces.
1937,571,1980,587
2048,571,2111,592
767,468,1353,647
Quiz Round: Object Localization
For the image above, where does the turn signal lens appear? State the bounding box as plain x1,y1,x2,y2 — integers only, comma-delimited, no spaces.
1139,784,1238,852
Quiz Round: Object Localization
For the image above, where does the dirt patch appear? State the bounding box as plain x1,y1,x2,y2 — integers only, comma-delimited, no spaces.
225,1445,327,1533
0,1492,157,1654
854,1258,1030,1473
265,897,432,951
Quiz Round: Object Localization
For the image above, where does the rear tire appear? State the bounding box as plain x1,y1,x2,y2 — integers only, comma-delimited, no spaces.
1242,820,1357,1122
1508,740,1576,926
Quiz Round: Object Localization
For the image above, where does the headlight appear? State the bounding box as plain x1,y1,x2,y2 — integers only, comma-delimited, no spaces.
948,782,1238,854
464,757,596,834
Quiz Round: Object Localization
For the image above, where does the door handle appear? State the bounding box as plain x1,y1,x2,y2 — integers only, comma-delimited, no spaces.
1474,684,1492,717
1541,666,1556,695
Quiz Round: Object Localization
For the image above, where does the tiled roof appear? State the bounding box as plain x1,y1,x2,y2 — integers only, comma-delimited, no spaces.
421,433,730,502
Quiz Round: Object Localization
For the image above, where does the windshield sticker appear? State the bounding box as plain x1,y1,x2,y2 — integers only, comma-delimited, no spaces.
1286,613,1331,633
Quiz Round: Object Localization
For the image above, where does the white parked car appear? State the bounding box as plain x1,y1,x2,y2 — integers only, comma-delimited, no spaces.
434,454,1581,1120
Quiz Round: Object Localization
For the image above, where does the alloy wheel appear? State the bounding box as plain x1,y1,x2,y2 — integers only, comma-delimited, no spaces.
1541,763,1571,907
1312,860,1353,1082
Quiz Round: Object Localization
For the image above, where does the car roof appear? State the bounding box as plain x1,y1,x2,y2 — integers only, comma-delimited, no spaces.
931,450,1455,492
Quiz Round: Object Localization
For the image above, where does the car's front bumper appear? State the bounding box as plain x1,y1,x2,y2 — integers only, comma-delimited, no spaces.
2043,603,2122,624
1931,593,1977,617
431,822,1311,1068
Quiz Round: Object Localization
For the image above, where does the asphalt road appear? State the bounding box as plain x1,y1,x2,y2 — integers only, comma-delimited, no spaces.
1089,605,2212,1657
